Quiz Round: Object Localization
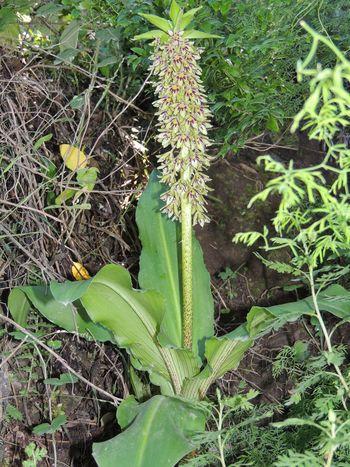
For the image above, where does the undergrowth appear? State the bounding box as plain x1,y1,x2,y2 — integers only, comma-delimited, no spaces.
1,1,350,466
1,0,350,151
231,22,350,467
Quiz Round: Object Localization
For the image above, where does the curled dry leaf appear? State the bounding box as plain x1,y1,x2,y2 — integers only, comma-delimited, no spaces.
72,262,91,281
59,144,87,171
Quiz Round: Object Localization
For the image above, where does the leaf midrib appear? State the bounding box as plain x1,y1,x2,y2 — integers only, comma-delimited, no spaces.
92,280,182,393
135,397,165,467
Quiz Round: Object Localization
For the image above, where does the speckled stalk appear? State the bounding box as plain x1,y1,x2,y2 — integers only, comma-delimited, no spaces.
181,169,193,349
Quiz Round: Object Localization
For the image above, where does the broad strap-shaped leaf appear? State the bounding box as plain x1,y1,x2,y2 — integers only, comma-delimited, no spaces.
93,395,206,467
81,264,201,394
318,284,350,319
247,283,350,337
8,288,31,326
183,284,350,399
136,172,181,348
182,326,252,399
7,285,113,342
117,395,140,428
50,279,91,305
136,171,214,357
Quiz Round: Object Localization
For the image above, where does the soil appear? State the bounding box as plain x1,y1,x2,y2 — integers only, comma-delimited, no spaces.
197,155,288,316
197,135,324,319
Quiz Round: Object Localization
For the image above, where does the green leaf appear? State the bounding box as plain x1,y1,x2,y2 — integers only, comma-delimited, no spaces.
7,288,31,326
44,373,78,387
169,0,181,23
97,56,119,68
223,389,259,410
324,349,345,366
273,417,322,431
51,413,67,430
266,115,280,133
50,279,91,305
59,20,80,52
183,284,350,399
129,367,151,402
0,7,17,31
33,133,53,151
136,171,214,356
5,404,23,422
69,94,85,110
315,284,350,319
24,443,47,464
32,423,51,436
81,264,201,394
183,30,221,40
247,284,350,335
139,14,172,33
33,414,66,435
93,395,206,467
179,7,202,30
181,306,286,400
246,307,276,337
36,3,65,17
182,326,252,399
81,264,165,372
130,47,146,56
47,339,62,349
8,286,113,342
293,340,309,361
76,167,99,190
117,395,140,429
133,29,168,41
204,328,252,378
0,8,19,43
136,172,181,348
54,48,79,64
96,28,119,42
55,188,76,205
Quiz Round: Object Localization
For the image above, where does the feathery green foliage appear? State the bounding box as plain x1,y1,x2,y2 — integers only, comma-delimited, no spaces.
234,25,350,467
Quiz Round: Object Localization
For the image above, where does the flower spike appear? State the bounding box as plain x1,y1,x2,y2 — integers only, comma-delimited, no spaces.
136,2,219,225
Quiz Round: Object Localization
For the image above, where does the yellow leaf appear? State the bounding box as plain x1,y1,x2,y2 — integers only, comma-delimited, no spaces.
72,262,91,281
60,144,87,171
